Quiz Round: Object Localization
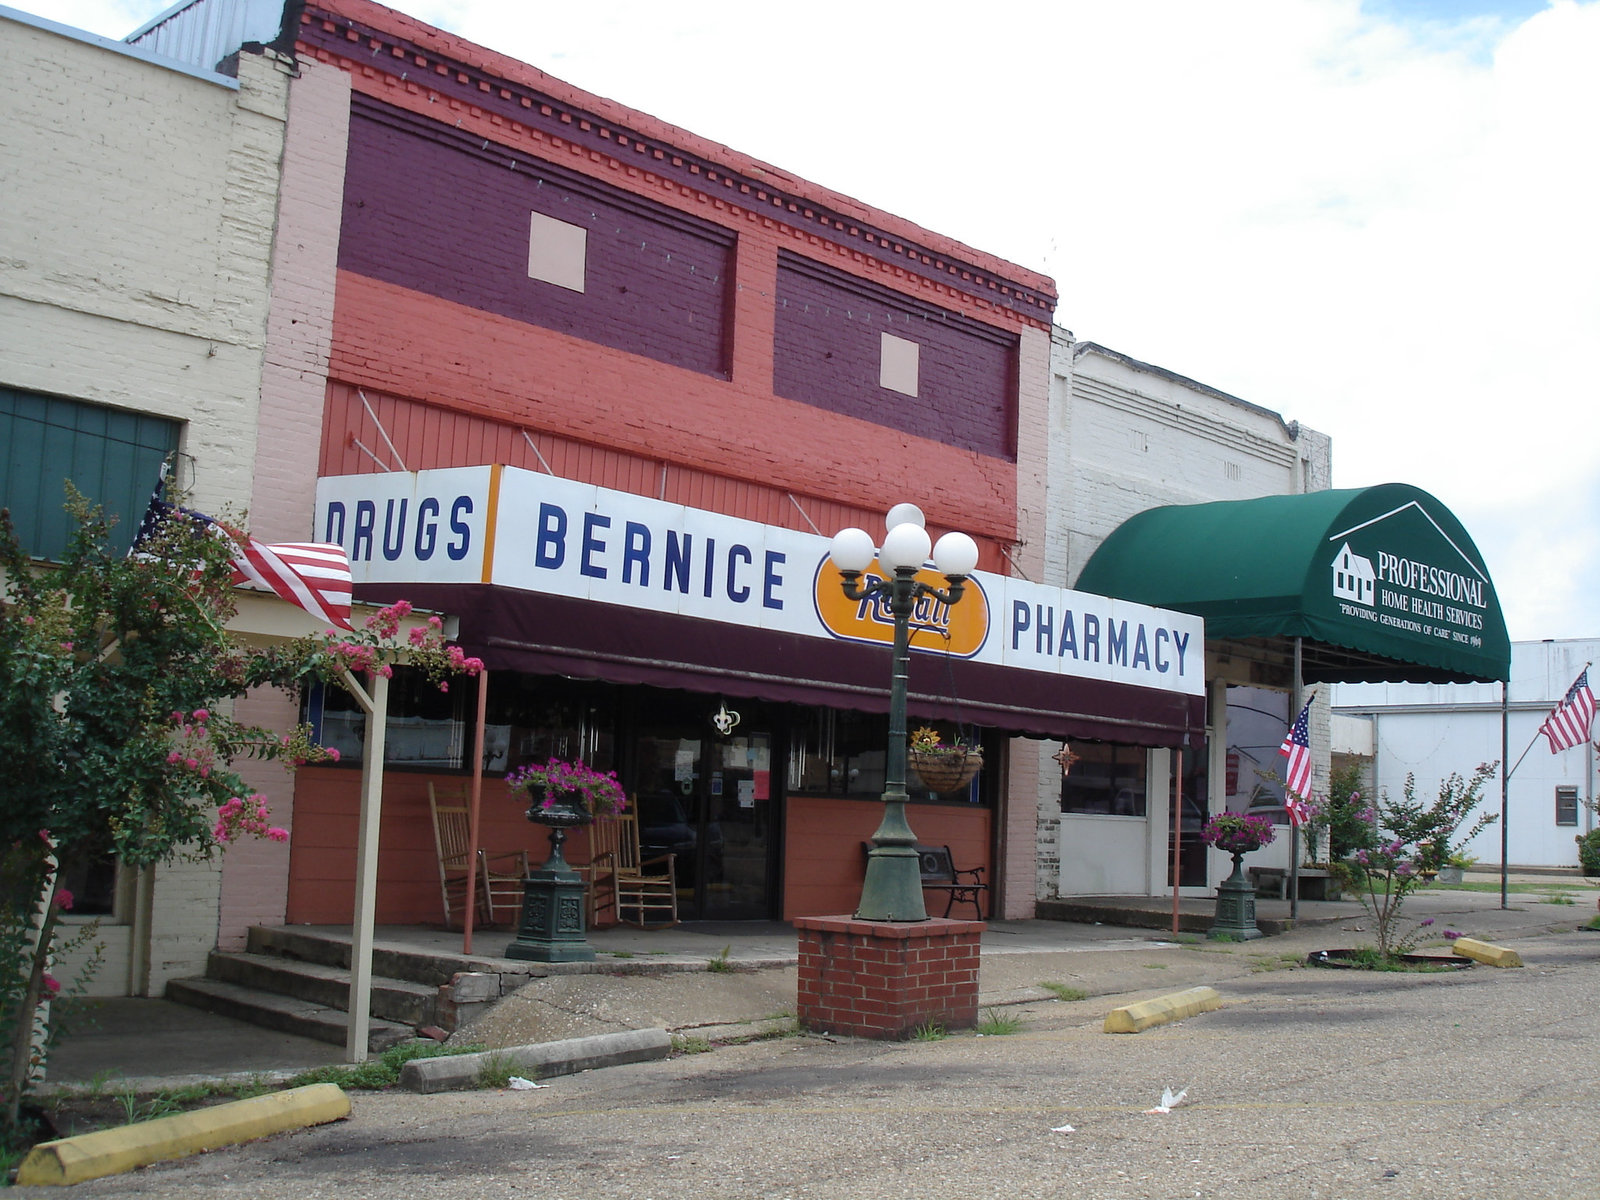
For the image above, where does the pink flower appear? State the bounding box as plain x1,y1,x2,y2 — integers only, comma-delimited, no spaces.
54,888,74,911
167,751,182,764
41,974,60,996
325,747,341,763
267,827,289,842
192,709,209,722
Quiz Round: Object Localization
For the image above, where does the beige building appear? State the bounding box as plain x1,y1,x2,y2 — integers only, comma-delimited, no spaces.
1,9,297,994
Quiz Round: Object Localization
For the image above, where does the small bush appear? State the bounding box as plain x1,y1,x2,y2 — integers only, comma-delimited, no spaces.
1576,829,1600,876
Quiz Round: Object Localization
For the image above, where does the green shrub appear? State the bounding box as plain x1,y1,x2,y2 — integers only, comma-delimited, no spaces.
1576,829,1600,877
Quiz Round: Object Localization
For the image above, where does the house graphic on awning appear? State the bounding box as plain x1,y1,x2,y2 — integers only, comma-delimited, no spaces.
1331,542,1375,607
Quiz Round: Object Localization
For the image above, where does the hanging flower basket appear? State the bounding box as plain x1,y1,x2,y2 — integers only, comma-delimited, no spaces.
909,748,984,794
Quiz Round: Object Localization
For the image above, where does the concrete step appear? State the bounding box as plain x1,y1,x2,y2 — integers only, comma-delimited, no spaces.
205,951,439,1027
246,925,524,988
165,976,415,1053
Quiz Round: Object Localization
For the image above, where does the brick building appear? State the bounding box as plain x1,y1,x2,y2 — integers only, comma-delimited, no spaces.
0,7,300,993
235,0,1206,932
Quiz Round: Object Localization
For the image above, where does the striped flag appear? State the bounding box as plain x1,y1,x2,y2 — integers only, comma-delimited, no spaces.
1539,667,1595,754
1279,696,1314,826
228,538,353,630
135,489,353,630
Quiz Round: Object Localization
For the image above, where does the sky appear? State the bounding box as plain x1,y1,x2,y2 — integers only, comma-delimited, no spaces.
39,0,1600,644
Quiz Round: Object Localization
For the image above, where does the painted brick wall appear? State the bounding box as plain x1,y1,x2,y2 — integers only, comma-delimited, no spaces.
300,3,1052,549
339,99,734,378
1052,343,1330,582
0,24,290,516
772,254,1018,459
2,20,294,992
251,55,351,543
327,272,1024,545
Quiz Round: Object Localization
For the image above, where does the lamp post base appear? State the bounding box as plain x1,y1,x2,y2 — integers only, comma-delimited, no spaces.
1209,854,1264,941
504,866,595,963
796,915,983,1039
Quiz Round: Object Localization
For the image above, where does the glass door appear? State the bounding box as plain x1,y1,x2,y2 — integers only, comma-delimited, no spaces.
630,723,776,920
1169,744,1209,888
702,732,774,920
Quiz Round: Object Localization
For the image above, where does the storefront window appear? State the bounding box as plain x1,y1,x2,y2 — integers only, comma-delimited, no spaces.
482,674,617,776
786,709,988,804
1061,743,1147,816
305,671,617,775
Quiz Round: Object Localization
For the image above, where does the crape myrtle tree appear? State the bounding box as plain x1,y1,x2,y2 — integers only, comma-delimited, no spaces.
0,492,479,1141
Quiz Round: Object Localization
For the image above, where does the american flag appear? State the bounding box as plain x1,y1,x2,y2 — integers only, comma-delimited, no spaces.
134,488,352,630
1279,696,1314,826
1539,667,1595,754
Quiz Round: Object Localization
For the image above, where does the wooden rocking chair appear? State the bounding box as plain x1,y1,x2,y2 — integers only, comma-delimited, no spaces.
428,783,530,928
587,803,679,929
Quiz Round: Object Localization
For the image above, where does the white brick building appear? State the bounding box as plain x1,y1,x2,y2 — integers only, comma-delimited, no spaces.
0,10,296,994
1039,334,1334,900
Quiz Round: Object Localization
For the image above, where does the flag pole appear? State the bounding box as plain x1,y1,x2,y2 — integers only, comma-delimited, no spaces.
1500,682,1510,910
1290,641,1303,922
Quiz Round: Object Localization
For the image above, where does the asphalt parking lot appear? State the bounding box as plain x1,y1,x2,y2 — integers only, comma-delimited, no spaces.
26,900,1600,1200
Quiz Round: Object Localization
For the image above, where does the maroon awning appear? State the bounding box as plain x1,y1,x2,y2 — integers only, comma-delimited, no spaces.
373,584,1203,746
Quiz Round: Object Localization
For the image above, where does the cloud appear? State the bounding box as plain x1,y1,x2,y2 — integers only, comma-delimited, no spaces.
43,0,1599,641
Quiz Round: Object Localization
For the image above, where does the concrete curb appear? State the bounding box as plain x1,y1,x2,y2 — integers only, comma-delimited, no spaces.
1452,937,1524,968
1103,986,1223,1034
14,1083,350,1187
399,1028,673,1093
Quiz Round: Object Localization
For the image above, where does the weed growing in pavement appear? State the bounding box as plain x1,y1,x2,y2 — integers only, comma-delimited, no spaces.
672,1035,713,1055
975,1009,1024,1036
1542,893,1575,905
910,1021,947,1041
1037,982,1087,1002
1142,962,1168,969
1247,953,1303,974
706,945,733,973
282,1040,481,1092
476,1052,522,1090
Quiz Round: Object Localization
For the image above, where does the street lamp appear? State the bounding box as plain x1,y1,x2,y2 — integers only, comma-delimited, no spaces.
829,504,980,921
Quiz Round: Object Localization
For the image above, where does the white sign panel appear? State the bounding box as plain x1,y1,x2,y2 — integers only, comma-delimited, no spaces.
313,466,1204,697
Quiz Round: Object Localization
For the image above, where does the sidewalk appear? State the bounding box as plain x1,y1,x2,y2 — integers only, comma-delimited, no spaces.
41,872,1597,1093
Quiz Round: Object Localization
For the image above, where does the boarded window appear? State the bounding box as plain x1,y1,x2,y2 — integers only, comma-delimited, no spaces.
0,389,178,560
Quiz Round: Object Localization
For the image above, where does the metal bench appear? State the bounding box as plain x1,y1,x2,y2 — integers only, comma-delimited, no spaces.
916,844,988,919
859,842,989,918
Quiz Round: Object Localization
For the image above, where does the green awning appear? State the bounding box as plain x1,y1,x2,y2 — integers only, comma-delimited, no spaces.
1076,484,1510,684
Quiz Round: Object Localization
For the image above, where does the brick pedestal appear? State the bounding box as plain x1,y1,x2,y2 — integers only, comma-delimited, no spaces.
795,915,985,1040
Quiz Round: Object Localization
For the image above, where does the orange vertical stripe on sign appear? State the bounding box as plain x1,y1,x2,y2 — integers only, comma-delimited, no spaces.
481,463,502,584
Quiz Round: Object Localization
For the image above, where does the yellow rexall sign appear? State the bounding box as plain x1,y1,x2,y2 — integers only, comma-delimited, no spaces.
813,558,990,657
